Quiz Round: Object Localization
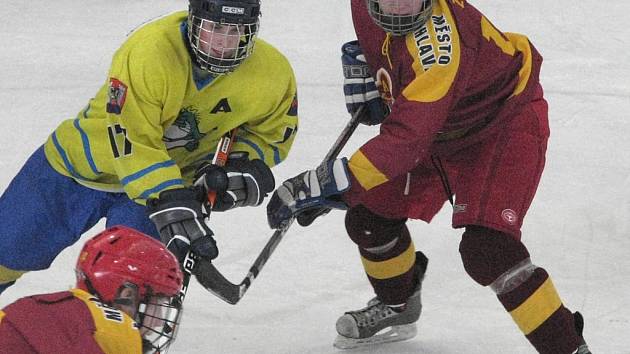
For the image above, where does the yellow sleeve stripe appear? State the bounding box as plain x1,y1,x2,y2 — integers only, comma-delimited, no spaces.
0,310,5,323
505,32,533,98
361,242,416,280
479,17,533,99
0,265,26,284
348,150,389,191
509,278,562,335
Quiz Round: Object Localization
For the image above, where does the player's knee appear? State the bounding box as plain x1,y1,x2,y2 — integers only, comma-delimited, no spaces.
345,205,407,250
459,226,530,287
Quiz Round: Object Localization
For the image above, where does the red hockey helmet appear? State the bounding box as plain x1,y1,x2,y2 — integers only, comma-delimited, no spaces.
76,226,184,353
76,225,183,301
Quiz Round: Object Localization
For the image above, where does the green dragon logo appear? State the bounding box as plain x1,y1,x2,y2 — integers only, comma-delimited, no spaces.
163,107,206,152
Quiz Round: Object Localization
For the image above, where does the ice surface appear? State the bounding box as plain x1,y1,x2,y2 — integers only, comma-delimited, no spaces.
1,1,628,353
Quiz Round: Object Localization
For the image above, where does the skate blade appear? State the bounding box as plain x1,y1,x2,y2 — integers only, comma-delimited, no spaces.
333,323,417,350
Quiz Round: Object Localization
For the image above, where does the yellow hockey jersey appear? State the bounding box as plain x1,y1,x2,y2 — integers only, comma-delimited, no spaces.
44,11,298,203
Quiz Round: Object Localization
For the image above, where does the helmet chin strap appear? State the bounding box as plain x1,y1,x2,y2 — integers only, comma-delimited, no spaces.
113,297,135,307
81,275,102,300
111,282,143,319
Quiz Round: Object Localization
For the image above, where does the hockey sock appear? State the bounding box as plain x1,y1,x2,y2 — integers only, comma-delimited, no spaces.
359,232,416,305
497,268,581,354
345,205,416,305
459,226,581,354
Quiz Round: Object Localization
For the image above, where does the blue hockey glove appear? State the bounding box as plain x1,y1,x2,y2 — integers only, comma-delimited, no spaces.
194,152,275,212
147,187,218,264
342,40,390,126
267,158,351,229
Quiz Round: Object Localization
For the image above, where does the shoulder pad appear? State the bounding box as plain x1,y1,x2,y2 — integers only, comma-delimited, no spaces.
30,291,75,304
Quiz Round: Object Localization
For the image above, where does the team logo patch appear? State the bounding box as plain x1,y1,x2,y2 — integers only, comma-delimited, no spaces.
501,209,518,226
163,107,206,151
375,68,394,105
106,78,128,115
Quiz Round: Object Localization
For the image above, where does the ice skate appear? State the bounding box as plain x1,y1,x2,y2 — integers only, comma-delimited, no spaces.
333,251,428,349
573,312,592,354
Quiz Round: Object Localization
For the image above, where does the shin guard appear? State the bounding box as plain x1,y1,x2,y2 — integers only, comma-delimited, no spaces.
345,205,416,304
460,226,581,353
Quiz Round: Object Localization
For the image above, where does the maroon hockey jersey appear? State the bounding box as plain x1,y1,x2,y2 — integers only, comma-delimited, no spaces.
346,0,543,194
0,289,141,353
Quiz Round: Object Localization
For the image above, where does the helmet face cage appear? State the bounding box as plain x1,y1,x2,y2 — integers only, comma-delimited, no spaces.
366,0,433,36
187,1,260,74
112,283,182,354
137,293,183,354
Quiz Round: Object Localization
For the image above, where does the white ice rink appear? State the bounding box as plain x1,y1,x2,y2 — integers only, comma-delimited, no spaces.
1,1,629,353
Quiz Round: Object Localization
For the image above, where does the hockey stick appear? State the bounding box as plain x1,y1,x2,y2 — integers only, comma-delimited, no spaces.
195,106,365,304
174,128,238,307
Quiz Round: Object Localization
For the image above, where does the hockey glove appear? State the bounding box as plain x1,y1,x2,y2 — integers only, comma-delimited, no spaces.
342,40,390,126
266,158,351,229
147,187,218,264
194,152,275,212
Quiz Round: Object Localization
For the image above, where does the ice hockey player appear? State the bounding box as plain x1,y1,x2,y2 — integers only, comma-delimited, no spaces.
267,0,591,353
0,0,297,294
0,226,184,353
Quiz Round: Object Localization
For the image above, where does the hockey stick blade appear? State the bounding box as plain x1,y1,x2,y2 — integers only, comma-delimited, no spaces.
195,220,292,304
196,106,364,304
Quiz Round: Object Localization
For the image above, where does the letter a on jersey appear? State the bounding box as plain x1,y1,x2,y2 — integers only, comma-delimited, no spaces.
210,98,232,114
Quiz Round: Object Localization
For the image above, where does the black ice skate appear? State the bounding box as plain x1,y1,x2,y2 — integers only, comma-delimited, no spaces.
573,311,592,354
333,251,428,350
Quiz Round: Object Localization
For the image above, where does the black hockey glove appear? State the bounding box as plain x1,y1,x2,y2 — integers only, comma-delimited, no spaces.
267,158,351,229
194,152,275,212
147,187,218,264
342,40,391,126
